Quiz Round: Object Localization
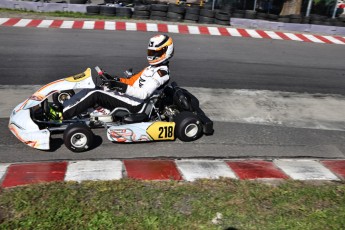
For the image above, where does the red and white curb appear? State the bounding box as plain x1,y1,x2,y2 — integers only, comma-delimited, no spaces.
1,18,345,45
1,159,345,188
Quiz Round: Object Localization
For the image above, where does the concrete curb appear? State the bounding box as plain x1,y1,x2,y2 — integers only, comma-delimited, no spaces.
1,17,345,45
1,159,345,188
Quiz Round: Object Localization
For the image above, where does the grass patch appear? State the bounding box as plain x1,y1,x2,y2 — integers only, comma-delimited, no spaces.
0,179,345,229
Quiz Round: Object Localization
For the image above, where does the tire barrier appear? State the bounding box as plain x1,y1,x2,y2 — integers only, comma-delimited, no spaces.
116,7,132,18
232,10,245,18
100,5,116,16
198,9,215,24
245,10,256,19
167,4,185,22
70,0,87,4
215,11,231,25
183,6,200,23
47,0,345,28
86,5,100,15
150,4,168,21
132,5,150,20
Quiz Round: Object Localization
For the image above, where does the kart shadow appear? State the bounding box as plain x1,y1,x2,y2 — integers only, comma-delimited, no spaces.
49,135,103,152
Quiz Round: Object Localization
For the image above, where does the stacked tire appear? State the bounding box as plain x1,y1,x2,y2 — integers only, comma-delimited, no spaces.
167,4,185,22
116,7,133,18
100,5,116,16
70,0,87,4
245,10,256,19
214,11,231,25
309,14,327,25
277,15,290,23
198,8,215,24
336,16,345,27
268,14,279,21
256,12,268,20
232,10,245,18
289,14,302,23
132,5,150,20
86,5,101,15
184,6,200,23
150,4,168,21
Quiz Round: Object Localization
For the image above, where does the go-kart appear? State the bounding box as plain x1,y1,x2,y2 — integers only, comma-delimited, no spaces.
8,67,214,152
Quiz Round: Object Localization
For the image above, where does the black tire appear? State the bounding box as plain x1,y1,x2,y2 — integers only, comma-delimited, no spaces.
167,12,184,20
133,10,150,16
64,123,94,152
168,4,185,14
198,16,214,24
116,7,132,14
289,14,301,19
100,6,116,16
150,10,167,17
52,90,75,107
278,17,290,23
167,18,183,22
132,15,150,19
183,19,198,23
86,5,100,14
150,4,168,12
232,13,244,18
290,18,301,23
186,7,200,15
116,13,132,18
268,14,278,20
174,112,203,142
150,15,167,21
257,12,267,19
70,0,87,4
215,19,230,25
134,5,150,11
184,13,199,21
245,10,256,19
301,17,310,24
310,20,324,25
200,9,215,18
215,11,230,21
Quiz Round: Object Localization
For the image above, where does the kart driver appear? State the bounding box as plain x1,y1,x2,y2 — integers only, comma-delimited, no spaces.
50,34,174,120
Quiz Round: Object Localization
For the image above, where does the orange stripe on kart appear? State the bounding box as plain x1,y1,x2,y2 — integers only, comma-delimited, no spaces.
9,124,37,148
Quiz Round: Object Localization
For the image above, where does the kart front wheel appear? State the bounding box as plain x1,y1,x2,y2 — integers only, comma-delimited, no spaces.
174,111,203,142
63,123,94,152
53,90,75,107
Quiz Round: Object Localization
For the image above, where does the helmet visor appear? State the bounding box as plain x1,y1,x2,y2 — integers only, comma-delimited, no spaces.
147,47,167,59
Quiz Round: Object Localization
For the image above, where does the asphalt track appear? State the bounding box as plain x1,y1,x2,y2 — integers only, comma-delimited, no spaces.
0,26,345,163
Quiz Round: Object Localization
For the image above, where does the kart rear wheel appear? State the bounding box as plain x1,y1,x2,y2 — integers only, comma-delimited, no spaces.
64,123,94,152
52,90,75,107
174,111,203,142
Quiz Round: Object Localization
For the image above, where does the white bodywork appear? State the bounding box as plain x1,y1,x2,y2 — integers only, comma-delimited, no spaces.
8,68,95,150
107,121,175,143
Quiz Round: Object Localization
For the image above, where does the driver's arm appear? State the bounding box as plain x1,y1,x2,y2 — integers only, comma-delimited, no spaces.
119,69,144,86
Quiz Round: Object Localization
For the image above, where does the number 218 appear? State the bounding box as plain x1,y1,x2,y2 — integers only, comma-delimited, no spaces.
158,126,173,138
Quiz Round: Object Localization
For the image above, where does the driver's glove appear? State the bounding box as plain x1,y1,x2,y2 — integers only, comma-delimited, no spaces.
106,81,128,93
103,72,120,81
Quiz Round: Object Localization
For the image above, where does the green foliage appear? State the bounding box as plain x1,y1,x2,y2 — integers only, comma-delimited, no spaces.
1,179,345,229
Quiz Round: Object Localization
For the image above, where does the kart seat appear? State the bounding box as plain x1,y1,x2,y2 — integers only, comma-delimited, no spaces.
111,94,160,124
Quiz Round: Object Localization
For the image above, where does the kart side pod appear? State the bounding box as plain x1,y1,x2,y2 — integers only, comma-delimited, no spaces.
107,122,175,143
107,111,205,143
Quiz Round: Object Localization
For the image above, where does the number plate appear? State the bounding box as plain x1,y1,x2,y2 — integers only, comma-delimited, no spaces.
146,122,175,141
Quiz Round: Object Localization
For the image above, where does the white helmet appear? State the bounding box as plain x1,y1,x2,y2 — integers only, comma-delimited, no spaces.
147,34,174,65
